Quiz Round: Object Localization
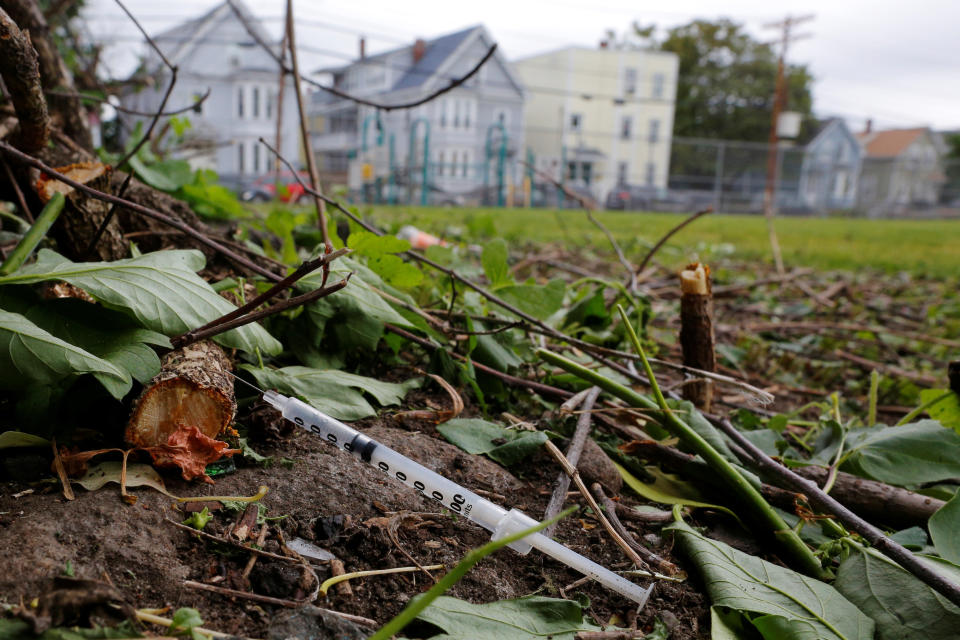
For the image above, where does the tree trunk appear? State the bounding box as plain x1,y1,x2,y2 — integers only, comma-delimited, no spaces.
0,6,49,154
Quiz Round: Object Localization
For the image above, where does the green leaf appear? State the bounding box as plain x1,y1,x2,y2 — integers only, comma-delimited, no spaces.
436,418,547,466
129,154,192,192
241,365,420,420
840,420,960,486
0,249,280,355
667,519,874,640
0,430,49,449
481,238,511,287
0,309,129,399
616,462,739,521
349,230,411,256
169,607,204,635
834,546,960,640
496,279,566,321
179,170,248,220
929,491,960,564
182,507,212,530
367,254,423,288
920,388,960,431
888,526,928,550
414,595,605,640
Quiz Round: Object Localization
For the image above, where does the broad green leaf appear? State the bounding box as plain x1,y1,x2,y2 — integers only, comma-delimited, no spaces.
835,546,960,640
0,249,280,355
481,238,511,287
241,365,420,421
929,490,960,564
616,462,738,521
436,418,547,466
920,388,960,431
349,230,410,256
367,254,424,288
668,519,873,640
496,279,566,321
888,526,928,550
128,154,192,192
0,309,128,399
841,420,960,486
472,331,523,372
671,398,739,464
712,606,751,639
414,595,605,640
0,431,49,449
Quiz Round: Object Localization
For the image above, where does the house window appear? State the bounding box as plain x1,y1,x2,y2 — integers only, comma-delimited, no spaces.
253,86,260,118
620,116,632,140
439,100,447,128
652,73,665,99
237,86,245,118
617,162,628,185
238,142,245,174
569,113,582,132
464,100,473,129
496,109,509,129
453,100,461,128
462,149,470,177
567,161,577,181
624,68,637,95
450,151,458,176
266,90,274,119
645,162,656,186
437,150,445,177
581,162,593,185
253,143,261,174
648,119,660,143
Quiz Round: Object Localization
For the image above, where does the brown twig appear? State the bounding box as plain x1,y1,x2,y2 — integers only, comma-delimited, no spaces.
175,274,352,347
51,437,75,501
737,320,960,349
635,208,712,276
834,349,937,387
0,7,50,153
592,482,678,575
167,519,313,564
543,387,600,537
715,418,960,609
0,140,282,281
227,0,497,112
1,156,32,223
45,88,211,117
543,440,647,569
241,523,269,582
172,247,349,348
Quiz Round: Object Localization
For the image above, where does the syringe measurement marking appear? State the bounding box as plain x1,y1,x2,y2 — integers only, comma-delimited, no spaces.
293,414,473,516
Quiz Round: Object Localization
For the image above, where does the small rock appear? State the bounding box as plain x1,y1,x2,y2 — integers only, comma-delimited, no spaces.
658,609,681,632
267,605,367,640
250,563,302,599
311,515,349,541
577,439,622,494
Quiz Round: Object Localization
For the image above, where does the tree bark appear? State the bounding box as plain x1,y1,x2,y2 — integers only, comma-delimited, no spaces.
0,7,49,153
1,0,93,149
679,263,716,411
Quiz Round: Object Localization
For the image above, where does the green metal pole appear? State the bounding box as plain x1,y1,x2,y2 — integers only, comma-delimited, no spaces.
388,133,396,205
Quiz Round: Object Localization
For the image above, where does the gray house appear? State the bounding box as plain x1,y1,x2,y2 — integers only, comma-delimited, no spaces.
308,25,525,205
119,0,299,188
856,127,945,216
797,119,862,212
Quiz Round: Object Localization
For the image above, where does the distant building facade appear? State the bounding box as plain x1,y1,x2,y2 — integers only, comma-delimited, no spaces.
119,0,299,188
514,46,679,202
797,119,862,211
856,127,945,216
308,26,524,205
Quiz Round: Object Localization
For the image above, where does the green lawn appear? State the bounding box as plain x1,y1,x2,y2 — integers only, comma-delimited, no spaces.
365,206,959,277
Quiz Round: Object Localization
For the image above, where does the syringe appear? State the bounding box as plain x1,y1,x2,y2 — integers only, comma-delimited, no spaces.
260,390,652,605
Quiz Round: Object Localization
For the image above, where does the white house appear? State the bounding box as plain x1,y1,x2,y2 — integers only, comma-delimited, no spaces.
308,25,525,205
119,0,299,189
514,46,678,201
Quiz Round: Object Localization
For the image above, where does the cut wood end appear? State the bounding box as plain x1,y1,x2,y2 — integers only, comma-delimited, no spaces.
125,378,235,449
35,161,111,203
680,262,711,295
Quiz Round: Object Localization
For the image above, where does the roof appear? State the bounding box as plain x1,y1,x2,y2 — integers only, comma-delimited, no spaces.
315,25,481,92
857,128,927,158
148,0,275,70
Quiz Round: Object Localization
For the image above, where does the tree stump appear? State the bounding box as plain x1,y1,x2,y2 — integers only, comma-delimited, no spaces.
679,263,716,411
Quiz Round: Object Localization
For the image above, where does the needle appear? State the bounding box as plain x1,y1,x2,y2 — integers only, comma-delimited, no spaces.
227,370,266,395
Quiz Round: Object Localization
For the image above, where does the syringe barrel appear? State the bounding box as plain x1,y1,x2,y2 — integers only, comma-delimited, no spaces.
270,394,508,533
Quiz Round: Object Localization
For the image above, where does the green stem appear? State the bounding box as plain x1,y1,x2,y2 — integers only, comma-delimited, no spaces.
867,370,880,425
0,193,65,275
896,389,955,426
368,506,578,640
538,308,826,579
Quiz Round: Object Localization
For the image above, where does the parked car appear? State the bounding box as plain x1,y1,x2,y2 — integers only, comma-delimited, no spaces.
240,171,309,203
605,185,692,212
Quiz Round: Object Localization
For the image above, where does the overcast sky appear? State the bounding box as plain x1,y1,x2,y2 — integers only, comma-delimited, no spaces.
83,0,960,132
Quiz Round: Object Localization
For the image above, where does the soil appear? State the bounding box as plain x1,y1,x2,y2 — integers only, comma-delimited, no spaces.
0,402,710,639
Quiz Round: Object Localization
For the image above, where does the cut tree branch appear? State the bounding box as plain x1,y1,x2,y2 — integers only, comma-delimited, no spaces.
635,207,712,276
0,6,50,153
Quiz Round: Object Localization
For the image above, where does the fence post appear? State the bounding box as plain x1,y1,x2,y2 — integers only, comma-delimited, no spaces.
713,141,725,213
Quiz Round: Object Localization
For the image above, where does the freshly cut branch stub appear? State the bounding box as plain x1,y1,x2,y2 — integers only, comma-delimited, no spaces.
679,263,716,411
126,341,237,482
35,161,127,261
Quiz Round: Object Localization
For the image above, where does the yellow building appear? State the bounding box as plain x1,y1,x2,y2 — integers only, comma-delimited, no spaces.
514,46,678,203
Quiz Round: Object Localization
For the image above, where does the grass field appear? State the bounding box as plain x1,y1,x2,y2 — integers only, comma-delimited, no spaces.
365,206,959,277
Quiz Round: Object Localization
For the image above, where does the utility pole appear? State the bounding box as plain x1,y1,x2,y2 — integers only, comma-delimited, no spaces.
762,14,813,275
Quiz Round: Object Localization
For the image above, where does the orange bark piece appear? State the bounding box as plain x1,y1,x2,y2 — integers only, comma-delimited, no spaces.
142,424,239,484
